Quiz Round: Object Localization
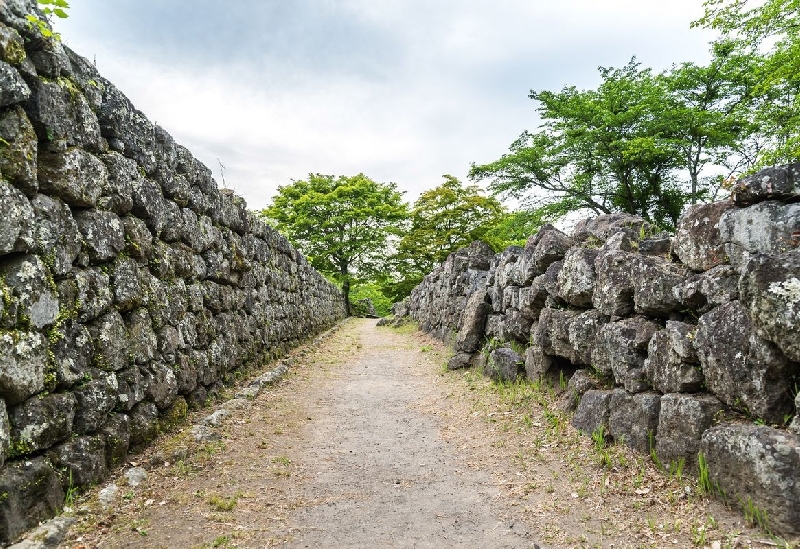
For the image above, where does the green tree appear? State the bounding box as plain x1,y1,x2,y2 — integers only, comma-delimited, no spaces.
386,175,504,301
693,0,800,164
262,173,407,315
470,59,688,230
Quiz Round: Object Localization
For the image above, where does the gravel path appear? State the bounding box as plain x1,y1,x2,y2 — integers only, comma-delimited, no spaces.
281,320,538,548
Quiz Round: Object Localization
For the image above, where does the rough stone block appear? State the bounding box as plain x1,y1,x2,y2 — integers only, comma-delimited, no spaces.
0,254,58,329
50,434,107,488
673,201,734,272
0,59,28,107
731,162,800,206
9,392,75,456
37,147,106,207
524,345,553,381
701,424,800,537
0,457,64,544
673,264,739,315
31,194,81,276
571,213,647,242
100,413,131,468
631,255,689,317
656,393,724,470
608,389,661,453
593,234,637,316
521,224,573,281
592,317,659,393
486,347,523,382
72,371,118,434
0,105,38,196
695,301,795,423
74,209,125,264
644,321,704,394
572,389,613,435
567,309,608,366
556,247,598,307
74,268,112,323
0,180,34,254
0,331,47,405
739,249,800,362
129,401,159,449
719,200,800,258
533,308,578,362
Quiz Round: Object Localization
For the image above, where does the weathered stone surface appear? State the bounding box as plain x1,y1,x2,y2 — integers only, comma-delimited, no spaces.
739,249,800,362
116,364,144,411
655,393,723,470
556,247,598,307
129,401,159,449
72,371,117,434
631,255,689,317
50,319,91,389
701,424,800,537
100,413,130,468
0,59,28,107
592,317,659,392
454,289,491,353
486,347,523,382
0,331,46,405
533,308,578,362
99,151,137,214
31,194,81,276
74,268,112,323
25,77,102,151
731,162,800,206
608,389,661,453
87,310,129,371
520,224,573,282
644,321,704,394
0,179,34,254
673,264,739,315
572,389,613,435
638,232,672,256
592,233,637,316
37,147,106,207
143,361,178,410
74,209,125,264
695,301,795,423
121,214,153,261
524,344,553,381
111,256,143,311
8,515,76,549
558,369,595,412
0,23,25,65
572,213,647,242
719,200,800,258
9,392,75,456
790,393,800,435
50,434,107,488
0,254,58,329
0,457,64,544
0,399,8,468
673,201,734,272
567,309,608,365
0,105,38,195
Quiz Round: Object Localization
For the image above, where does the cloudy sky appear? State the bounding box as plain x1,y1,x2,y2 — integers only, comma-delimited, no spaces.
56,1,717,210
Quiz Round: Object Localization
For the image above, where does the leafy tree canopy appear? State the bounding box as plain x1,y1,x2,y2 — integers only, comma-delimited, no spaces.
384,175,504,301
261,173,407,314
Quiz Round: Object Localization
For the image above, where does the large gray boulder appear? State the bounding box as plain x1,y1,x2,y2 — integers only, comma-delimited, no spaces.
0,457,64,544
486,347,523,383
631,255,689,317
719,200,800,258
556,247,598,307
0,59,28,107
571,213,647,242
0,254,58,329
701,424,800,537
592,317,659,392
0,106,38,196
644,321,704,394
608,389,661,453
567,309,608,365
695,301,795,423
74,209,125,264
739,249,800,362
532,308,577,362
31,194,82,276
731,162,800,206
0,180,34,255
519,224,573,282
0,331,47,405
673,264,739,315
37,147,106,207
656,393,724,471
592,233,637,316
8,392,76,456
673,201,734,272
49,434,108,488
572,389,613,435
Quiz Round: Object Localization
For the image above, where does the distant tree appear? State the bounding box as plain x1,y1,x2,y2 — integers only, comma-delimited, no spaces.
470,59,689,230
693,0,800,165
262,173,407,315
386,175,504,301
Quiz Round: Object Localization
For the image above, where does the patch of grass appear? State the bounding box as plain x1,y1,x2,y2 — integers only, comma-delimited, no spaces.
207,492,242,512
697,452,714,495
271,455,291,466
741,497,770,532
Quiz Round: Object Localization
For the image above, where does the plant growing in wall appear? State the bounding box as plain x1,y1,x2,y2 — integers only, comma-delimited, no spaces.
26,0,70,41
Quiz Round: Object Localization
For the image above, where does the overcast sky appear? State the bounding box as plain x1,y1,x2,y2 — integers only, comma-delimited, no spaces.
56,1,718,210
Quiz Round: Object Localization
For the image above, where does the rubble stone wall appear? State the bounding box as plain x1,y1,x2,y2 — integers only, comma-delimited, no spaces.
403,163,800,537
0,2,346,542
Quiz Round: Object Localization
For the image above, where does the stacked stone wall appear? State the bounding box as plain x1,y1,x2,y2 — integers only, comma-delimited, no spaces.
403,164,800,537
0,1,346,542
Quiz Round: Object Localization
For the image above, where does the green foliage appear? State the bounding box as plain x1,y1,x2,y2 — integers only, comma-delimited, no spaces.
470,59,691,230
349,282,392,317
384,175,503,301
27,0,70,40
694,0,800,165
262,173,407,314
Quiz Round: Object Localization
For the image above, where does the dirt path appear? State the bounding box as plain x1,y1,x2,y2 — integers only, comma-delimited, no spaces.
58,319,773,549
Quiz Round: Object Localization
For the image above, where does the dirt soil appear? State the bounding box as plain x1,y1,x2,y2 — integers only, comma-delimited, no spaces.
58,318,785,549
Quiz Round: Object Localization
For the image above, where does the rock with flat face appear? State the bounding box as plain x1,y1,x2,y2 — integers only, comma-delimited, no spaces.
0,105,38,195
695,301,795,423
37,147,106,207
719,200,800,259
0,331,47,405
631,255,689,317
673,264,739,315
557,247,598,307
673,201,734,272
0,180,34,255
572,389,613,435
592,317,659,393
644,321,704,394
656,393,724,471
701,424,800,537
731,162,800,206
486,347,523,382
0,457,64,544
0,254,58,329
519,224,573,283
8,392,76,456
608,389,661,453
593,232,637,316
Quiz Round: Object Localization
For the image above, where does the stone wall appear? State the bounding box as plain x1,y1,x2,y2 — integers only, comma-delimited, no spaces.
0,1,346,542
402,164,800,537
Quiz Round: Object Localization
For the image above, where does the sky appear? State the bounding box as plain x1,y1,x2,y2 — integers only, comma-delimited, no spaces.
55,1,718,210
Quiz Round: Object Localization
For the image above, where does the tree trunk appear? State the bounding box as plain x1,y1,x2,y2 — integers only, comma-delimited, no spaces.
342,277,352,316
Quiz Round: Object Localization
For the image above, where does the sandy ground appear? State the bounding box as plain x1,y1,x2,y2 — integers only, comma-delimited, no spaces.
56,318,786,549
